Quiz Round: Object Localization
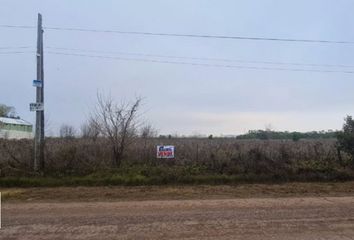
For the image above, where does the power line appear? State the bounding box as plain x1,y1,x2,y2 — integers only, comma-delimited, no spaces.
0,51,34,54
46,46,354,69
0,24,35,29
1,24,352,44
43,27,354,44
0,46,33,50
47,51,354,74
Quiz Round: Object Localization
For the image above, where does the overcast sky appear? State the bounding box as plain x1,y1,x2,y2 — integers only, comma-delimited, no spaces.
1,0,354,136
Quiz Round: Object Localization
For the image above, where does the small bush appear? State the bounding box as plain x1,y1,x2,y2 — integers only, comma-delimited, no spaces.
337,115,354,166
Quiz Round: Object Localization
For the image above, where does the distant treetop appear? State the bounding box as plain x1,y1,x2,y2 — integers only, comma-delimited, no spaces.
0,104,16,118
236,129,336,140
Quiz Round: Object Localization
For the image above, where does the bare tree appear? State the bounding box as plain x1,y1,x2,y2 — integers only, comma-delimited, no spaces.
0,104,16,118
90,94,141,167
59,124,76,139
140,124,157,162
80,119,100,140
140,124,158,139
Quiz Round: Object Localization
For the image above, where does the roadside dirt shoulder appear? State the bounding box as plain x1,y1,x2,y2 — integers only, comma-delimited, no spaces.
2,181,354,202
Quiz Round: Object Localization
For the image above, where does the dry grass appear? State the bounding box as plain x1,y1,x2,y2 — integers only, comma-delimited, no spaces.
2,181,354,202
1,138,349,177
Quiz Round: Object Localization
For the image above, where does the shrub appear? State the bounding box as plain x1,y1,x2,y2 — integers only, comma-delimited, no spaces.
337,116,354,166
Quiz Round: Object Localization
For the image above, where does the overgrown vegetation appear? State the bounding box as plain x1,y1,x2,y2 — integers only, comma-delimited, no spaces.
1,112,354,187
1,137,354,187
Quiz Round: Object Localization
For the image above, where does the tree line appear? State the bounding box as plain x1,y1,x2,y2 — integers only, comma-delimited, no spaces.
236,130,337,141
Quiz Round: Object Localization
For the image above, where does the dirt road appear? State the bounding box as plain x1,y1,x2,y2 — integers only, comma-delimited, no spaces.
2,196,354,240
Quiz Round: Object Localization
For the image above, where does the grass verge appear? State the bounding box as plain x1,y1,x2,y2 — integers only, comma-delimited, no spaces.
2,182,354,202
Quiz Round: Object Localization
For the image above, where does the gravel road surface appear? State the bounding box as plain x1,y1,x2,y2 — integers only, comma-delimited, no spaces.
2,197,354,239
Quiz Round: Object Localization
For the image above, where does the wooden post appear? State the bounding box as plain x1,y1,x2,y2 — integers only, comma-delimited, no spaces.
34,13,45,172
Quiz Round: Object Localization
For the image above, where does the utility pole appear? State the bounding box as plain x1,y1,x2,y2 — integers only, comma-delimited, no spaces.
34,13,45,172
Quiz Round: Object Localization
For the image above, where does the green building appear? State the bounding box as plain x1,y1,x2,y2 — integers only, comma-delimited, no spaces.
0,117,33,139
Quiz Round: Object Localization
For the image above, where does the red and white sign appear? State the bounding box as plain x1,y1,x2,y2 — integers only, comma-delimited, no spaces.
157,145,175,159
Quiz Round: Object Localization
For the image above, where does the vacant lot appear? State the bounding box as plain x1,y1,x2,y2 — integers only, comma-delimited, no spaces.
2,182,354,239
3,138,352,184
